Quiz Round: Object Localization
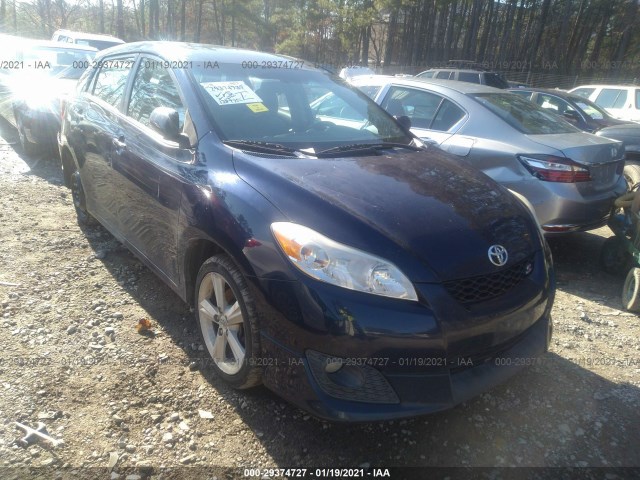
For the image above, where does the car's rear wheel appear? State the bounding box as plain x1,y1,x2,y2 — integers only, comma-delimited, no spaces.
195,255,262,389
70,169,97,226
623,163,640,191
600,236,632,276
622,267,640,312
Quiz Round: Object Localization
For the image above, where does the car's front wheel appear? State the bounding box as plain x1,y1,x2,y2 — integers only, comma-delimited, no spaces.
16,113,38,156
195,254,262,389
622,267,640,312
70,169,97,226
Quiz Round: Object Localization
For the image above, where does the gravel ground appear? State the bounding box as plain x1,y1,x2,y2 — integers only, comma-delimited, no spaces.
0,119,639,479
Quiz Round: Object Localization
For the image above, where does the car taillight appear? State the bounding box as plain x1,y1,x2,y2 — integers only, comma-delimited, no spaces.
517,154,591,183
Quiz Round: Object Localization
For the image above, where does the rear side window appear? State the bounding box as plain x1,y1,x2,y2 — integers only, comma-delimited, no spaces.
571,87,595,98
383,86,443,129
92,57,135,108
431,100,465,131
127,59,185,129
471,93,577,134
458,72,481,84
595,88,628,109
436,71,452,80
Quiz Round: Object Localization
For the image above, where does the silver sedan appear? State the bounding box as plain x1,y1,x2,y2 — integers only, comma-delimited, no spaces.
349,75,626,234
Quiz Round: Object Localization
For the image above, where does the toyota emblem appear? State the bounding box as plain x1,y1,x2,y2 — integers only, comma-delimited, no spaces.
488,245,508,267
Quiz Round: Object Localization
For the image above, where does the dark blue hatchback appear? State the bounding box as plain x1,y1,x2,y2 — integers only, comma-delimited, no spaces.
59,42,554,421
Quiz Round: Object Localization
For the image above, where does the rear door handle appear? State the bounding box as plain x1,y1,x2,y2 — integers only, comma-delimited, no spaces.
113,135,126,152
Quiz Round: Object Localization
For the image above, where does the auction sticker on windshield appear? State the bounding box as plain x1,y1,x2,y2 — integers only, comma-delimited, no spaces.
201,81,263,105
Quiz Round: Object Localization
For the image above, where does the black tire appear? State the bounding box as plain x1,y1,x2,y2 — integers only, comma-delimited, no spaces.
600,236,632,275
622,267,640,312
16,113,39,156
70,169,97,226
623,163,640,191
195,254,262,389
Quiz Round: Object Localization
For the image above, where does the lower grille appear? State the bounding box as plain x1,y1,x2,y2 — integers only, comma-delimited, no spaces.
444,255,534,304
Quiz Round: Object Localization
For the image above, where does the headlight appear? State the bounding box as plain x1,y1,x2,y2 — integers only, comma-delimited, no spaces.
271,222,418,301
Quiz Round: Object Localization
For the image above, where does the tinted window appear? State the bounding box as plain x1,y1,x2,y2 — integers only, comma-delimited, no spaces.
509,90,533,100
382,86,443,129
484,73,509,89
571,87,595,98
436,71,452,80
128,59,185,129
595,88,628,109
431,100,465,131
470,93,578,134
417,71,434,78
92,57,134,106
458,72,481,84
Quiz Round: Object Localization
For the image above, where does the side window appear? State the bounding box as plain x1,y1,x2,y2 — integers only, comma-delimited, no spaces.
635,89,640,109
596,89,628,109
571,88,595,99
431,99,465,131
436,71,452,80
356,85,381,99
382,86,443,129
92,57,135,108
510,90,533,100
537,94,576,115
418,71,435,79
458,72,481,84
127,59,185,129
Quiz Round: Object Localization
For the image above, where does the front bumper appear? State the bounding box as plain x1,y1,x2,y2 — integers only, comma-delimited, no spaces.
252,248,554,422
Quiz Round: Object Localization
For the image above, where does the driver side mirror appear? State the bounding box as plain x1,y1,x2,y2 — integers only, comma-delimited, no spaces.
149,107,190,148
395,115,411,131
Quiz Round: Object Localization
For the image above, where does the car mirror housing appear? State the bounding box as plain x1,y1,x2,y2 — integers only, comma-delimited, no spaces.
149,107,190,148
395,115,411,131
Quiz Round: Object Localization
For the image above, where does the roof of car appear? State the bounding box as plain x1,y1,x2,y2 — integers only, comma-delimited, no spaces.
18,38,98,52
54,29,124,43
350,74,502,95
570,84,639,89
96,41,307,65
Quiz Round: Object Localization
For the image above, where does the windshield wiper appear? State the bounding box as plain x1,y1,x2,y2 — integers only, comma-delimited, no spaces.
316,142,423,157
222,140,299,156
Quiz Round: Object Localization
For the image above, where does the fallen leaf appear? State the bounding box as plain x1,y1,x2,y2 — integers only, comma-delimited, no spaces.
136,318,153,333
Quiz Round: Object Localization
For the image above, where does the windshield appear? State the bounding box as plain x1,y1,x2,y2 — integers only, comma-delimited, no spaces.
470,93,579,134
191,64,411,151
20,46,96,79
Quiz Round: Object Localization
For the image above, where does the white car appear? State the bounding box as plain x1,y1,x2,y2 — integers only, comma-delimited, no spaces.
51,29,124,51
569,84,640,123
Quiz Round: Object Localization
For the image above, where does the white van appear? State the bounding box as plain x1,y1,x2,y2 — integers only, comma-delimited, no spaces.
51,29,124,51
569,84,640,123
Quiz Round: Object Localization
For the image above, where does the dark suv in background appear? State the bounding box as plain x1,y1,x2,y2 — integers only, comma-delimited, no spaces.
59,41,554,421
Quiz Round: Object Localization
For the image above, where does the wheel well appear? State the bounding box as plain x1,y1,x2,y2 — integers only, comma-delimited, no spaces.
60,147,76,189
184,239,224,306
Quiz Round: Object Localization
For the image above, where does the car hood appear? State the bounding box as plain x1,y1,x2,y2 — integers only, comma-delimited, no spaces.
233,148,540,283
525,132,623,164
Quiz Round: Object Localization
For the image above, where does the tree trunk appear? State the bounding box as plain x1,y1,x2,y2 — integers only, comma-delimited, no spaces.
180,0,186,41
383,0,399,67
140,0,145,38
116,0,124,39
